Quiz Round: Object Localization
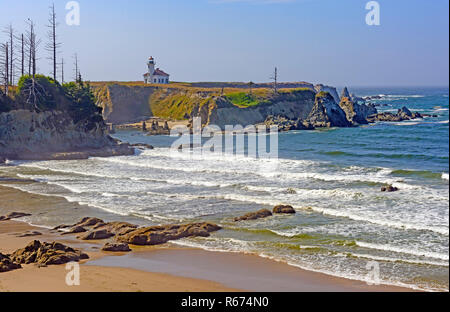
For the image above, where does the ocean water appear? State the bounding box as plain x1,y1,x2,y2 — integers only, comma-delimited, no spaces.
1,87,448,291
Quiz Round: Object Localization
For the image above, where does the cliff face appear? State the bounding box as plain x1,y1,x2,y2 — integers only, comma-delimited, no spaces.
92,83,378,130
0,110,132,160
314,84,340,104
339,96,377,125
94,84,316,129
94,85,156,124
307,92,351,128
208,90,316,128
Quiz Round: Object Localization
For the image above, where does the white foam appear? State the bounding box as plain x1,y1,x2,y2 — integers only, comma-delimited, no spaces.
347,252,448,267
355,241,449,261
442,173,449,181
308,203,449,236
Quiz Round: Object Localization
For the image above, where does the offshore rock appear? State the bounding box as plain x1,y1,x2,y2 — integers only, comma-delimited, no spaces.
234,209,273,222
273,205,296,214
306,92,351,128
339,96,377,125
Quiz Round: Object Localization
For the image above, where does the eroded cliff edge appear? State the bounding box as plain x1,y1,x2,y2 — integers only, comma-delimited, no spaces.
0,109,132,160
93,82,376,130
0,76,134,161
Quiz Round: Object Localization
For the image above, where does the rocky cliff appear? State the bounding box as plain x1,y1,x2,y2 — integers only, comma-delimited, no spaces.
93,84,156,124
92,83,383,131
339,88,377,125
314,84,340,104
307,92,351,128
94,84,317,129
208,89,316,129
0,109,133,160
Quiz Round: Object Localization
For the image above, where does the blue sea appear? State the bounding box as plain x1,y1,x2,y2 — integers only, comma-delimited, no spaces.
1,87,448,291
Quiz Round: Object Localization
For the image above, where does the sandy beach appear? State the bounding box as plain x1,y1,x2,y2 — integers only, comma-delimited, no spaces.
0,184,414,292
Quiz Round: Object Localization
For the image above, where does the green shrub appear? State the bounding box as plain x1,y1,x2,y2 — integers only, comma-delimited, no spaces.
62,81,102,124
16,75,59,112
225,92,266,107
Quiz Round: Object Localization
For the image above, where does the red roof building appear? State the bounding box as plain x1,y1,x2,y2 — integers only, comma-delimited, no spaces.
143,57,170,84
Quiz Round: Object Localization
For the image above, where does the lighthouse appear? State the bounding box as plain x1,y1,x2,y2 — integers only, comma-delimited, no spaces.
143,56,170,84
147,57,155,78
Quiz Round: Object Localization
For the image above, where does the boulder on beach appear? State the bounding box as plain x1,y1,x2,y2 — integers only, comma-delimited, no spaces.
118,222,222,246
92,221,138,236
0,253,22,272
102,242,131,252
273,205,296,214
56,217,221,247
234,209,273,222
10,240,89,266
381,184,399,192
61,226,87,235
73,217,105,228
16,231,42,238
0,212,32,221
77,229,115,240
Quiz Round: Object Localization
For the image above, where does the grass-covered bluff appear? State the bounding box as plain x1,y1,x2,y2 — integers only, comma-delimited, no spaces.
92,81,316,124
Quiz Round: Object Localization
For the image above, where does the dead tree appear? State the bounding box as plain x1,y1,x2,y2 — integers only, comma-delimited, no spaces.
20,33,24,77
25,18,40,76
73,53,79,82
46,3,61,81
270,67,278,94
61,57,64,83
22,19,44,111
0,43,9,95
3,24,15,85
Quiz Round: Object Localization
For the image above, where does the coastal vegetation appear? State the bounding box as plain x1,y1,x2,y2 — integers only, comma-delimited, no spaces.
2,74,102,125
225,90,270,107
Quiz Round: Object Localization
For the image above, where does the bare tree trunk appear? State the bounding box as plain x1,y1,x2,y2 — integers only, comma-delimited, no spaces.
4,43,9,95
23,19,44,111
3,24,15,86
73,53,79,82
21,34,24,77
61,57,64,83
46,3,60,81
9,26,13,85
28,39,32,75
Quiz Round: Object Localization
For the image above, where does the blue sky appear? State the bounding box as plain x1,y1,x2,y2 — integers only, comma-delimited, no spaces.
1,0,448,86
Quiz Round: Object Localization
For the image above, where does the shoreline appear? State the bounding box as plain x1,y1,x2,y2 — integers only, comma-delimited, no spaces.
0,184,415,292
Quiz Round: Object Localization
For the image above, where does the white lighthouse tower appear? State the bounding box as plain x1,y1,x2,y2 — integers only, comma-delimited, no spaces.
143,56,170,84
147,56,155,80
